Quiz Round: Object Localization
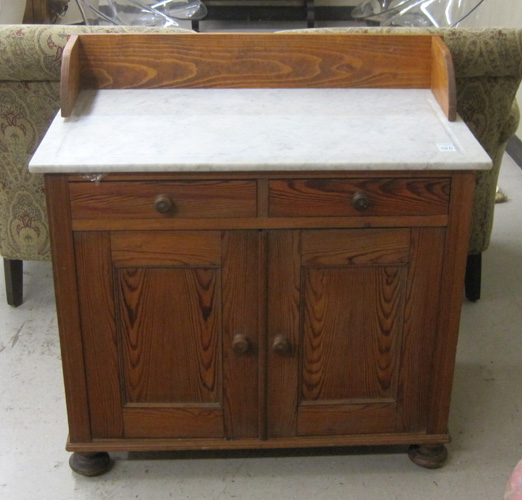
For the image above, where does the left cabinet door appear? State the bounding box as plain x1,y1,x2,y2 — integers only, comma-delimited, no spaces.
74,230,262,440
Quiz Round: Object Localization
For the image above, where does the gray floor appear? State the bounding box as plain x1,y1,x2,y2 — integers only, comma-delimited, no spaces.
1,156,521,499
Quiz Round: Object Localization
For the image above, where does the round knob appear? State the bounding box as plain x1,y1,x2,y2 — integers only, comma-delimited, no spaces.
232,334,250,354
352,192,370,211
272,334,291,355
154,194,174,214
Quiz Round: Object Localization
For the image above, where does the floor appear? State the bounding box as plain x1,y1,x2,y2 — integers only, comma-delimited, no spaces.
1,155,521,500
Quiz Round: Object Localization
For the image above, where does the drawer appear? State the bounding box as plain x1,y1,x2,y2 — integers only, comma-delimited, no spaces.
268,178,450,217
69,180,257,219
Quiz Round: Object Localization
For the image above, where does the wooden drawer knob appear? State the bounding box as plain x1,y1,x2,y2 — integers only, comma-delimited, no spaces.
232,334,251,354
352,192,370,211
272,334,291,355
154,194,175,214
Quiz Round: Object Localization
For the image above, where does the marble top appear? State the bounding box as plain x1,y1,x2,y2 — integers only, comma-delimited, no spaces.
29,88,492,174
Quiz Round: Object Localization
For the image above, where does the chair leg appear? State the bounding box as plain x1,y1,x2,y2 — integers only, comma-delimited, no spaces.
3,258,23,307
465,253,482,302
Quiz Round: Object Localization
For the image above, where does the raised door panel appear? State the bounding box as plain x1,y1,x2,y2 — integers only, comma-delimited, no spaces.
76,229,261,440
118,267,220,405
301,266,404,403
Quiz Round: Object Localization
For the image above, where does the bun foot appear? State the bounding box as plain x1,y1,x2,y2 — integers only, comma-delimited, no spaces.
408,444,448,469
69,452,112,476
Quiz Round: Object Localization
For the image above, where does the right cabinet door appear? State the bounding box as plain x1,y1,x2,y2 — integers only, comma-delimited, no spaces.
267,227,446,438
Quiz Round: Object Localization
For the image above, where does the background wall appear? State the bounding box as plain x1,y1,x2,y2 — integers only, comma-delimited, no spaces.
60,0,81,23
0,0,26,23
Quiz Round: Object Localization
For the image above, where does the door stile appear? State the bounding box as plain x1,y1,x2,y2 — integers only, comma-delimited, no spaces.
267,230,301,438
258,230,268,440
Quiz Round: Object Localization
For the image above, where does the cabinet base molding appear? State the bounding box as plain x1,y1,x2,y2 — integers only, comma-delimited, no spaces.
66,433,450,453
66,435,450,474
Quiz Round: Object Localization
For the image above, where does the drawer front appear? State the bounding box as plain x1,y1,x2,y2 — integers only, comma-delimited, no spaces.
268,178,451,217
70,180,257,219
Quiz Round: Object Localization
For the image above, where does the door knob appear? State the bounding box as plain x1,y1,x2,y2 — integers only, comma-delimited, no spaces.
352,192,370,211
232,334,250,354
272,334,291,355
154,194,175,214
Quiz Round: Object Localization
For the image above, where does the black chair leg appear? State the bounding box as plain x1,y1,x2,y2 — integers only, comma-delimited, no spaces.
4,258,23,307
465,253,481,302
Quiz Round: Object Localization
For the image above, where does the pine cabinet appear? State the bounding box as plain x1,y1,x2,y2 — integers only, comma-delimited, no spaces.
32,32,491,476
44,170,475,474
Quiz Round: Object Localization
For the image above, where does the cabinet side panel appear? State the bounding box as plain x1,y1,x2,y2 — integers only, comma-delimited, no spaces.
267,231,301,437
395,227,445,433
74,231,123,438
222,231,262,438
427,172,475,433
45,175,91,443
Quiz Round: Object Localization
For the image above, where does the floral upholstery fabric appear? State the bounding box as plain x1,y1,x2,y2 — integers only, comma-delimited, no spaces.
0,24,192,261
0,25,521,262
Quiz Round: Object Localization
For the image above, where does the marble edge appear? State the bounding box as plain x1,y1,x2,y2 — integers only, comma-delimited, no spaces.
29,160,493,175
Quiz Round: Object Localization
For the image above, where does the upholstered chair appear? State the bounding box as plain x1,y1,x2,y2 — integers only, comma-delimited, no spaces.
0,24,193,306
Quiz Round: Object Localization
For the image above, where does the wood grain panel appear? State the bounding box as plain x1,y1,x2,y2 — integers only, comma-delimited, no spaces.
61,34,81,118
69,180,256,219
301,266,405,403
431,36,457,122
269,178,450,217
68,170,454,183
111,231,221,267
44,175,92,443
67,431,450,453
222,231,263,438
267,231,301,437
123,407,224,438
298,403,397,436
117,267,221,405
301,229,411,266
427,172,475,434
394,228,445,433
72,215,449,232
72,33,434,91
75,231,123,439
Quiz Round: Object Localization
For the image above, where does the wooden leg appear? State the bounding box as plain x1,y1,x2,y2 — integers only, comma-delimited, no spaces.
69,452,112,477
4,258,23,307
465,253,482,302
408,444,448,469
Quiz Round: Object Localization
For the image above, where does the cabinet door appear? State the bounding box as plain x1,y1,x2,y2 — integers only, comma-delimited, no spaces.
267,228,445,437
74,230,262,440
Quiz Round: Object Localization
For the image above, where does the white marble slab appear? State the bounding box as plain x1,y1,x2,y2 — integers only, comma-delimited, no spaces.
29,88,492,174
